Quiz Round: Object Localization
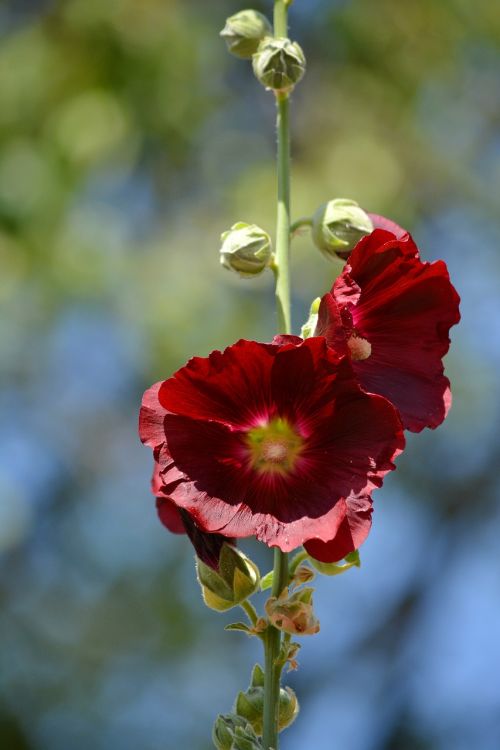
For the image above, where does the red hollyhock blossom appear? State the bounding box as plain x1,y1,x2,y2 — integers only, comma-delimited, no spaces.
315,227,461,432
139,337,405,561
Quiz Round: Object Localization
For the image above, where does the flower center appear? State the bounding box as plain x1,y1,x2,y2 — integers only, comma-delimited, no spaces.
246,418,303,475
347,333,372,361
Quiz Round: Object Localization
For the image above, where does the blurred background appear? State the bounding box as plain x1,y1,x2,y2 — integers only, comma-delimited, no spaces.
1,0,499,748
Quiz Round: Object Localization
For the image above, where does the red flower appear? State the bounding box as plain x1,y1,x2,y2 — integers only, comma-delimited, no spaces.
139,337,404,560
315,228,460,433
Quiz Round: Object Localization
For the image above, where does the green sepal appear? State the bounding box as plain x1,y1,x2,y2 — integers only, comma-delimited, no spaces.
250,664,265,687
260,570,273,591
225,622,254,635
308,550,361,576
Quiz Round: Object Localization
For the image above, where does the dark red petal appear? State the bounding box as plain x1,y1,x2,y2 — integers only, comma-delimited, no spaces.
314,294,349,353
158,340,278,428
368,213,409,241
351,263,460,432
139,382,167,449
156,496,186,534
272,334,303,347
304,494,372,563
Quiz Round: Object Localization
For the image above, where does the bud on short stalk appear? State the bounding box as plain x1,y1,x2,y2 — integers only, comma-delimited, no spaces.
220,10,273,59
220,223,273,278
312,198,373,260
234,664,299,735
252,38,306,93
197,543,260,612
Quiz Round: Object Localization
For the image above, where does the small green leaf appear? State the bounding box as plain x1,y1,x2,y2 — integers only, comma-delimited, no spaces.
225,622,253,634
260,570,274,591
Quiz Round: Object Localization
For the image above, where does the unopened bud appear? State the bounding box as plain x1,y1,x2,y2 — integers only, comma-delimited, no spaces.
220,222,273,278
213,714,246,750
312,198,373,260
220,10,273,59
300,297,321,339
197,543,260,612
265,587,320,636
235,684,298,735
213,714,261,750
252,38,306,93
278,686,299,730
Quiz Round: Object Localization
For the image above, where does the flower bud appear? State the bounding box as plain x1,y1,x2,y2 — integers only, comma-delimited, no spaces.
213,714,247,750
220,10,273,59
278,686,299,730
252,38,306,93
213,714,261,750
235,685,299,735
235,689,264,734
220,222,273,278
265,587,320,636
300,297,321,339
312,198,374,260
197,543,260,612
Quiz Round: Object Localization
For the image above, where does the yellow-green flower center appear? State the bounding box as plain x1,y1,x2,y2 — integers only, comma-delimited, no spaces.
246,418,303,475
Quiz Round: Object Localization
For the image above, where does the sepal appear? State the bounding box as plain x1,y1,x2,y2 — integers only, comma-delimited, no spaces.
308,549,361,576
300,297,321,339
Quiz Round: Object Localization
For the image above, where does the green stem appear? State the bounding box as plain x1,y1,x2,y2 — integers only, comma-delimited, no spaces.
290,217,313,235
263,549,289,750
262,5,293,747
274,92,291,334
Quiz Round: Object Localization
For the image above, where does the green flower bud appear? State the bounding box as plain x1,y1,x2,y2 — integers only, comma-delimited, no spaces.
312,198,374,260
213,714,247,750
220,10,273,59
235,689,264,734
197,543,260,612
213,715,262,750
300,297,321,339
235,685,299,735
220,222,273,278
252,38,306,93
278,686,299,730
